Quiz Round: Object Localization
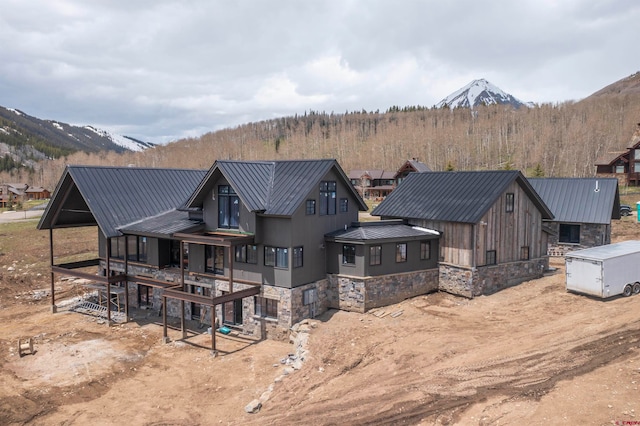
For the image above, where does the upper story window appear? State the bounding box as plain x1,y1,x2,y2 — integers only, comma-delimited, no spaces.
126,236,148,263
319,181,337,215
420,241,431,260
505,193,514,213
218,185,239,229
339,198,348,213
293,246,303,268
306,199,316,215
369,245,381,266
396,243,407,263
265,246,288,268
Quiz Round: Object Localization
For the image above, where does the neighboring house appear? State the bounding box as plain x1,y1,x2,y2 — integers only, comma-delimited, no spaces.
348,169,396,199
0,183,28,207
595,125,640,186
25,186,51,200
39,160,441,344
528,178,620,256
348,158,431,200
372,170,554,298
395,158,432,185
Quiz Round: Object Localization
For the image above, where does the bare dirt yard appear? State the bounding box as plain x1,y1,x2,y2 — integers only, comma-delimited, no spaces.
1,217,640,425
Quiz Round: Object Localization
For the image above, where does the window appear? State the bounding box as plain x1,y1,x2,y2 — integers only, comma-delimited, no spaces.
396,243,407,263
110,236,126,260
205,246,224,274
218,185,240,229
339,198,348,213
420,241,431,260
369,245,381,266
559,224,580,244
125,236,148,263
521,246,530,260
486,250,497,265
293,246,303,268
342,244,356,265
306,199,316,215
254,296,278,319
615,165,624,174
505,193,514,213
319,181,337,215
235,244,257,264
265,246,288,268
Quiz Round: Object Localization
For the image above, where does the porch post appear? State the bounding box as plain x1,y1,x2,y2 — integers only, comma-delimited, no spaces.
211,307,217,356
49,228,57,313
180,241,186,338
124,236,129,322
228,244,234,294
106,238,112,326
162,295,169,343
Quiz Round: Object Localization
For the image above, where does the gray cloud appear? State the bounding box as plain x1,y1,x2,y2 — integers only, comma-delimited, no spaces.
0,0,637,143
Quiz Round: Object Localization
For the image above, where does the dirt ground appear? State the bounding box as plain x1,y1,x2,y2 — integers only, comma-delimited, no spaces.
2,218,640,425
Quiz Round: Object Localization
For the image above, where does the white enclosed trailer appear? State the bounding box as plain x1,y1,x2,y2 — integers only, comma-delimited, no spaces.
565,240,640,298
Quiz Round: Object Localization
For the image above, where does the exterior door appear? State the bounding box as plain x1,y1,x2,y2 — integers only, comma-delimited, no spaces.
222,296,243,325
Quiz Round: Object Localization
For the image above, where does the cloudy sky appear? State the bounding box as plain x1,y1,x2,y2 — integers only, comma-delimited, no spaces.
0,0,638,144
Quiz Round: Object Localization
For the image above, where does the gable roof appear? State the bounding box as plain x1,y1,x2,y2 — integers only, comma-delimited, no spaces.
186,159,368,216
372,170,553,224
38,166,207,238
527,178,620,224
325,220,440,243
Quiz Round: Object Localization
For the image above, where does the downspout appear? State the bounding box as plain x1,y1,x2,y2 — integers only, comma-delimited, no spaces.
50,228,56,313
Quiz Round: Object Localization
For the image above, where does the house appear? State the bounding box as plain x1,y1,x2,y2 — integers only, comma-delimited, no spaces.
39,160,441,345
595,124,640,186
394,158,432,185
372,170,554,297
0,183,27,207
348,169,396,199
528,178,620,256
25,186,51,200
348,158,431,200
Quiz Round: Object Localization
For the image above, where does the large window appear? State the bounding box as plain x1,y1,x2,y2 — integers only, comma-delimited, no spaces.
205,246,224,274
343,244,356,265
265,246,288,268
254,296,278,319
126,236,148,263
319,181,337,215
559,224,580,244
110,236,126,260
420,241,431,260
293,246,303,268
369,245,381,266
235,244,257,264
505,193,514,213
396,243,407,263
218,185,239,229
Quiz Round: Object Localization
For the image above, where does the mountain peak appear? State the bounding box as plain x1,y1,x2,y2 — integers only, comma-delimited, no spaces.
436,79,530,109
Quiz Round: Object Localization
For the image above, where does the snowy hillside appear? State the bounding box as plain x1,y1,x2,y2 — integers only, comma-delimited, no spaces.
83,126,155,152
436,79,531,109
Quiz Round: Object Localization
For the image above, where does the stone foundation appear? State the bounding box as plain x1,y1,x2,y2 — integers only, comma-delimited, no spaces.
547,223,610,257
439,257,548,298
327,269,439,313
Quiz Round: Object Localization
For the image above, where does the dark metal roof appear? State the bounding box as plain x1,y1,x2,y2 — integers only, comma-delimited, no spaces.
325,220,439,243
187,159,368,216
407,159,431,172
38,166,207,238
527,178,620,224
119,209,204,238
372,170,553,224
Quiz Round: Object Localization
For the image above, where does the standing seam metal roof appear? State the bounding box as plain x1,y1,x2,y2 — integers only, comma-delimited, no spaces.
187,159,368,216
38,166,207,238
371,170,553,223
527,178,619,224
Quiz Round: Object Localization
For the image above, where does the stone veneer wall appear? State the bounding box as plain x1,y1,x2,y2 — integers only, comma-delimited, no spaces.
547,223,610,257
439,257,548,298
326,269,439,313
245,280,330,342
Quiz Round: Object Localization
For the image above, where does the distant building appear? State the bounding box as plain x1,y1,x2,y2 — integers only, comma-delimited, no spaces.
348,158,431,200
595,124,640,186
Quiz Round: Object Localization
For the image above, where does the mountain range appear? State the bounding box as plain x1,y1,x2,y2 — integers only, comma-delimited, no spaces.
0,106,154,170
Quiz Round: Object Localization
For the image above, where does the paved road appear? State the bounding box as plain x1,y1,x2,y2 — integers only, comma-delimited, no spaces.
0,210,44,223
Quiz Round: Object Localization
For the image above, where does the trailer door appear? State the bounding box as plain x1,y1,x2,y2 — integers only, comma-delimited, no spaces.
566,258,604,297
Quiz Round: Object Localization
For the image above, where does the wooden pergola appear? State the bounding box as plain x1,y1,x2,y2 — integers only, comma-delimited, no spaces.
47,228,261,355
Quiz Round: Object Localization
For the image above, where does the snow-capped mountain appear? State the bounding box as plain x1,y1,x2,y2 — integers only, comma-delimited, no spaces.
83,126,155,152
436,79,531,109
